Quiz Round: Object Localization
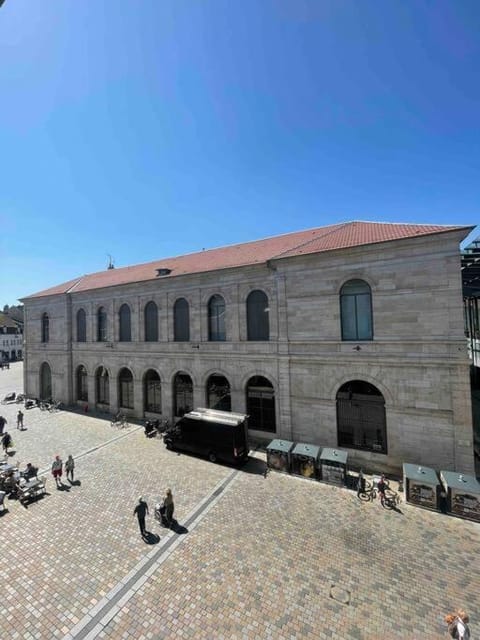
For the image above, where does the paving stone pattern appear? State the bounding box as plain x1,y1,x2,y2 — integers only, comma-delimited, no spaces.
1,363,479,639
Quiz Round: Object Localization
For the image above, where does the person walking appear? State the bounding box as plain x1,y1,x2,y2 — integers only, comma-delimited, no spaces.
0,415,6,435
17,410,24,430
51,455,63,487
65,455,75,483
445,610,471,639
133,497,149,537
357,469,365,497
163,488,174,526
2,431,12,454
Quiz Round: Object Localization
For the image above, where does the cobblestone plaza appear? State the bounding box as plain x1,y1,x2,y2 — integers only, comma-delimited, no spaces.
0,363,478,639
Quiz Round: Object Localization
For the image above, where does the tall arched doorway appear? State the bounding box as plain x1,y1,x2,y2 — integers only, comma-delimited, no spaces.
173,372,193,417
118,368,134,409
40,362,52,400
144,369,161,413
76,365,88,402
246,376,276,432
95,366,110,406
206,374,231,412
336,380,387,453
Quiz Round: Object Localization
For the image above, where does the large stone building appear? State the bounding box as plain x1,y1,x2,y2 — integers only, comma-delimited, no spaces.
20,221,475,473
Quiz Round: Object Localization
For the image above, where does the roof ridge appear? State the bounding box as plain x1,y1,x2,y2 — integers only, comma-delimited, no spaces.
271,221,352,260
347,219,470,229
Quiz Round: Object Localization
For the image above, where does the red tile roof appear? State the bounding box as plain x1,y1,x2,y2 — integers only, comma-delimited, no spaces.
23,221,472,299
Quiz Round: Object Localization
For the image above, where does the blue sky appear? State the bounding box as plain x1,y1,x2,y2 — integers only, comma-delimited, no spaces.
1,0,479,305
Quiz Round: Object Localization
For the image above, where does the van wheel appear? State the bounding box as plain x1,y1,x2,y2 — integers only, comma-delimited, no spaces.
208,451,217,463
165,441,173,450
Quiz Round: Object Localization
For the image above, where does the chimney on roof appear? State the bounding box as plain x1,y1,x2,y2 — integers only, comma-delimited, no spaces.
107,255,115,270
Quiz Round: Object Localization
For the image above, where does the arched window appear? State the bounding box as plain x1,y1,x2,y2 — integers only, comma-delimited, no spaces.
144,301,158,342
77,309,86,342
207,374,231,412
76,365,88,401
208,295,226,341
247,290,269,341
41,313,49,343
40,362,52,400
173,372,193,417
174,298,190,342
97,307,107,342
246,376,275,432
336,380,387,453
119,368,134,409
340,279,373,341
144,369,161,413
95,366,110,405
119,304,131,342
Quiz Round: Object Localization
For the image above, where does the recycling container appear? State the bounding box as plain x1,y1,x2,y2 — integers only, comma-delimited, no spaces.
266,439,294,474
291,443,321,479
403,463,440,511
440,471,480,522
319,448,348,485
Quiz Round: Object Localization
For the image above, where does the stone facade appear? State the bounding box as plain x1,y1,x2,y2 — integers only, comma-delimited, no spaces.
21,228,475,474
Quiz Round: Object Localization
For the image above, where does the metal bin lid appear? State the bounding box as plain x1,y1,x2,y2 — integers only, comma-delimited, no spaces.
403,463,439,485
320,448,347,465
440,470,480,494
266,439,294,454
291,443,321,459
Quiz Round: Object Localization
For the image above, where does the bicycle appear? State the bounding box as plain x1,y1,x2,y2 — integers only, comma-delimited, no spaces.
48,401,63,413
382,488,400,509
356,479,377,502
110,413,128,428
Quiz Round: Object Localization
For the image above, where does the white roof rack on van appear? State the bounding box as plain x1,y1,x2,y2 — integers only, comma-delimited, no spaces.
185,408,248,426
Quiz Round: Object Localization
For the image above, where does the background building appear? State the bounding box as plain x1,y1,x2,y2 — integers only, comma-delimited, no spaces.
20,221,475,473
0,310,23,361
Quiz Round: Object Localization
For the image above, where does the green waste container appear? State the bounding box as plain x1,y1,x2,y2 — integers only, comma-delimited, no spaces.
266,439,294,474
403,463,440,511
291,443,321,479
319,448,347,485
440,471,480,522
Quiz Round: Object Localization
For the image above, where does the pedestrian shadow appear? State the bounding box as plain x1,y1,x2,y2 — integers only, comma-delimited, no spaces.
383,503,404,515
57,483,71,492
142,531,160,544
68,480,82,487
170,519,188,535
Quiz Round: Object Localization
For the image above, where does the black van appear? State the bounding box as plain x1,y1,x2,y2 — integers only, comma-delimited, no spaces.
164,408,249,465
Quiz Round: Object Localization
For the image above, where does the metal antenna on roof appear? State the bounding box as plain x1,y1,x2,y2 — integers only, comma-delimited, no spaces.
107,254,115,270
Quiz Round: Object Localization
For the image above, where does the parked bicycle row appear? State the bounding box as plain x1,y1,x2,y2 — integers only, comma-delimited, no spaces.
1,391,63,412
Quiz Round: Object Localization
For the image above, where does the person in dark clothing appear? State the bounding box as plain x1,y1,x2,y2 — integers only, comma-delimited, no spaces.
357,469,366,497
377,474,387,506
22,463,38,480
2,432,12,453
163,488,174,525
133,497,149,537
0,415,7,435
